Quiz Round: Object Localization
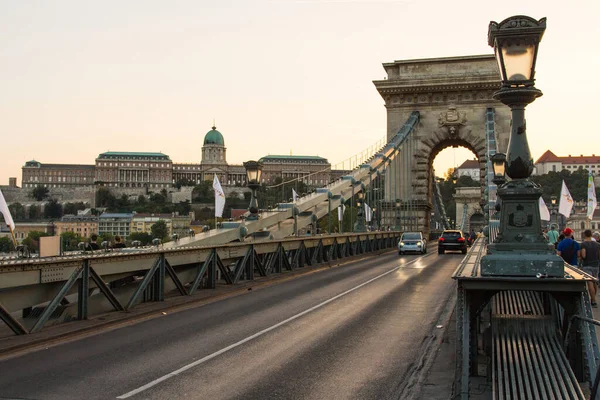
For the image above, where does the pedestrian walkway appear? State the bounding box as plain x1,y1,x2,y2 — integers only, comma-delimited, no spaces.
417,291,600,399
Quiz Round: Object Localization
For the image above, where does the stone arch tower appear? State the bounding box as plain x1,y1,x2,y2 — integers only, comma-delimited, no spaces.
373,55,512,234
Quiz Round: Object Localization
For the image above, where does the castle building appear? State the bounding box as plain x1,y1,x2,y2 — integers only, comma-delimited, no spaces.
258,155,331,186
21,126,338,192
95,152,173,189
172,126,246,186
21,161,95,189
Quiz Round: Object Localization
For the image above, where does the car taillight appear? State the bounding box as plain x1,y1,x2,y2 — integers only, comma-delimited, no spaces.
458,237,465,242
439,237,445,242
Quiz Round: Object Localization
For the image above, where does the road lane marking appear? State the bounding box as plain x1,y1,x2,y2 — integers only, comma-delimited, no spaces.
116,255,430,398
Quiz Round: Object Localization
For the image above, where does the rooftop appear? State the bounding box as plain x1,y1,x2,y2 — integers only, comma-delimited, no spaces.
535,150,600,165
99,213,135,219
97,152,170,160
457,159,479,170
259,155,328,163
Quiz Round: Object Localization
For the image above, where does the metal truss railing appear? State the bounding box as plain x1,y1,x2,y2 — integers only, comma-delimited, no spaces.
0,231,400,336
485,108,498,220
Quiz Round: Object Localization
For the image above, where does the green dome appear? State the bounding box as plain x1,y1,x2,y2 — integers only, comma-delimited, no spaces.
204,126,225,146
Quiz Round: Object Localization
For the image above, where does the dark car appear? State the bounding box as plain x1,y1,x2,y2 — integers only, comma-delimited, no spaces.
438,230,468,254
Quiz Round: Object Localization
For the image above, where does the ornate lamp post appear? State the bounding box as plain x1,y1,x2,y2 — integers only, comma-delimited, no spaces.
481,15,563,276
395,198,401,231
354,191,366,232
243,160,263,221
550,195,559,230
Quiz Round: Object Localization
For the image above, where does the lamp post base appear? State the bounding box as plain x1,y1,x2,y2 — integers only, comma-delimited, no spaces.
481,252,564,277
481,178,564,277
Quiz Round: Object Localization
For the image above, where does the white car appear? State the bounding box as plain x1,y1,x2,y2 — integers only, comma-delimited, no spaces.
398,232,427,255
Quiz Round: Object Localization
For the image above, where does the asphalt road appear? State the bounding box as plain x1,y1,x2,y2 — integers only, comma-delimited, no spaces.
0,249,463,400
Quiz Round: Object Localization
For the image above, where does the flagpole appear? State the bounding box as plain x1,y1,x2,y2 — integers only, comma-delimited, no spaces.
8,226,17,248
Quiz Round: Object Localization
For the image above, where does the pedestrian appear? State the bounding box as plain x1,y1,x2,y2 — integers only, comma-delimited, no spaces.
593,231,600,242
112,235,126,249
557,228,581,267
88,234,100,251
547,225,559,247
542,228,548,242
580,229,600,307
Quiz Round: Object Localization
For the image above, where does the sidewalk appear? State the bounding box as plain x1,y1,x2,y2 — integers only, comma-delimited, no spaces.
416,295,600,400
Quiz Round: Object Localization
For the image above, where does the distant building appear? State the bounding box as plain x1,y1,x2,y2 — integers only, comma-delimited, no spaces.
95,152,173,190
456,159,480,181
129,212,194,238
54,215,99,238
20,126,341,193
98,213,134,239
172,126,246,186
130,213,173,237
21,160,95,189
13,222,54,242
534,151,600,175
564,203,600,240
258,155,331,187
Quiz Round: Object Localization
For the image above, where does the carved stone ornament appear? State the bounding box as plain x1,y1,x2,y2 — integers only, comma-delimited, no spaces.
438,105,467,138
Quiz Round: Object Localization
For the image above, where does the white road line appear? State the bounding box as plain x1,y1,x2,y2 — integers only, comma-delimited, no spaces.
116,255,428,399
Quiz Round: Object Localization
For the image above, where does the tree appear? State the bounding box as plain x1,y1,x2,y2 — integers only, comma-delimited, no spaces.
8,203,26,220
43,199,63,219
129,232,153,245
22,231,51,252
99,233,114,246
63,202,87,216
28,204,41,219
192,181,213,202
60,231,83,252
151,220,169,240
96,187,116,209
30,185,49,201
174,178,196,189
0,237,14,253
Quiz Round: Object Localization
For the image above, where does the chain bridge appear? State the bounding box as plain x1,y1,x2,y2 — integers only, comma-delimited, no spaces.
0,55,510,337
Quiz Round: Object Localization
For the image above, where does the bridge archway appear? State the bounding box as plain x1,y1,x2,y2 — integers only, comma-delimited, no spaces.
469,213,485,233
375,55,512,234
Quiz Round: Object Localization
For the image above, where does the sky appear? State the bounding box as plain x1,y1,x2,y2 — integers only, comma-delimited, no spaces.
1,0,599,186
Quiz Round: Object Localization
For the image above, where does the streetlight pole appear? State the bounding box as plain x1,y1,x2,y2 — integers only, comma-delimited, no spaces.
395,199,401,231
481,15,563,277
243,160,263,221
551,195,558,230
354,190,366,232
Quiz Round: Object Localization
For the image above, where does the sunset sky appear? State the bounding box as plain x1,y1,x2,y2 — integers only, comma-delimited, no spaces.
1,0,599,186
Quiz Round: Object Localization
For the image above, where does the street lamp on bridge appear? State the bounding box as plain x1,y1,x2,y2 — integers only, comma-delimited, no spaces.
481,15,563,276
395,199,401,231
354,190,366,232
243,160,263,221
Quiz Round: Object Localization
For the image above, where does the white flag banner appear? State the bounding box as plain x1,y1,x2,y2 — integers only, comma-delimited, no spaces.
292,188,299,203
0,189,15,231
588,172,597,220
539,197,550,221
364,203,373,222
559,180,574,218
212,174,226,218
337,204,346,222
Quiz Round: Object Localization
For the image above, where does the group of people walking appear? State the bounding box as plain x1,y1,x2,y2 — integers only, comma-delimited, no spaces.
547,226,600,307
